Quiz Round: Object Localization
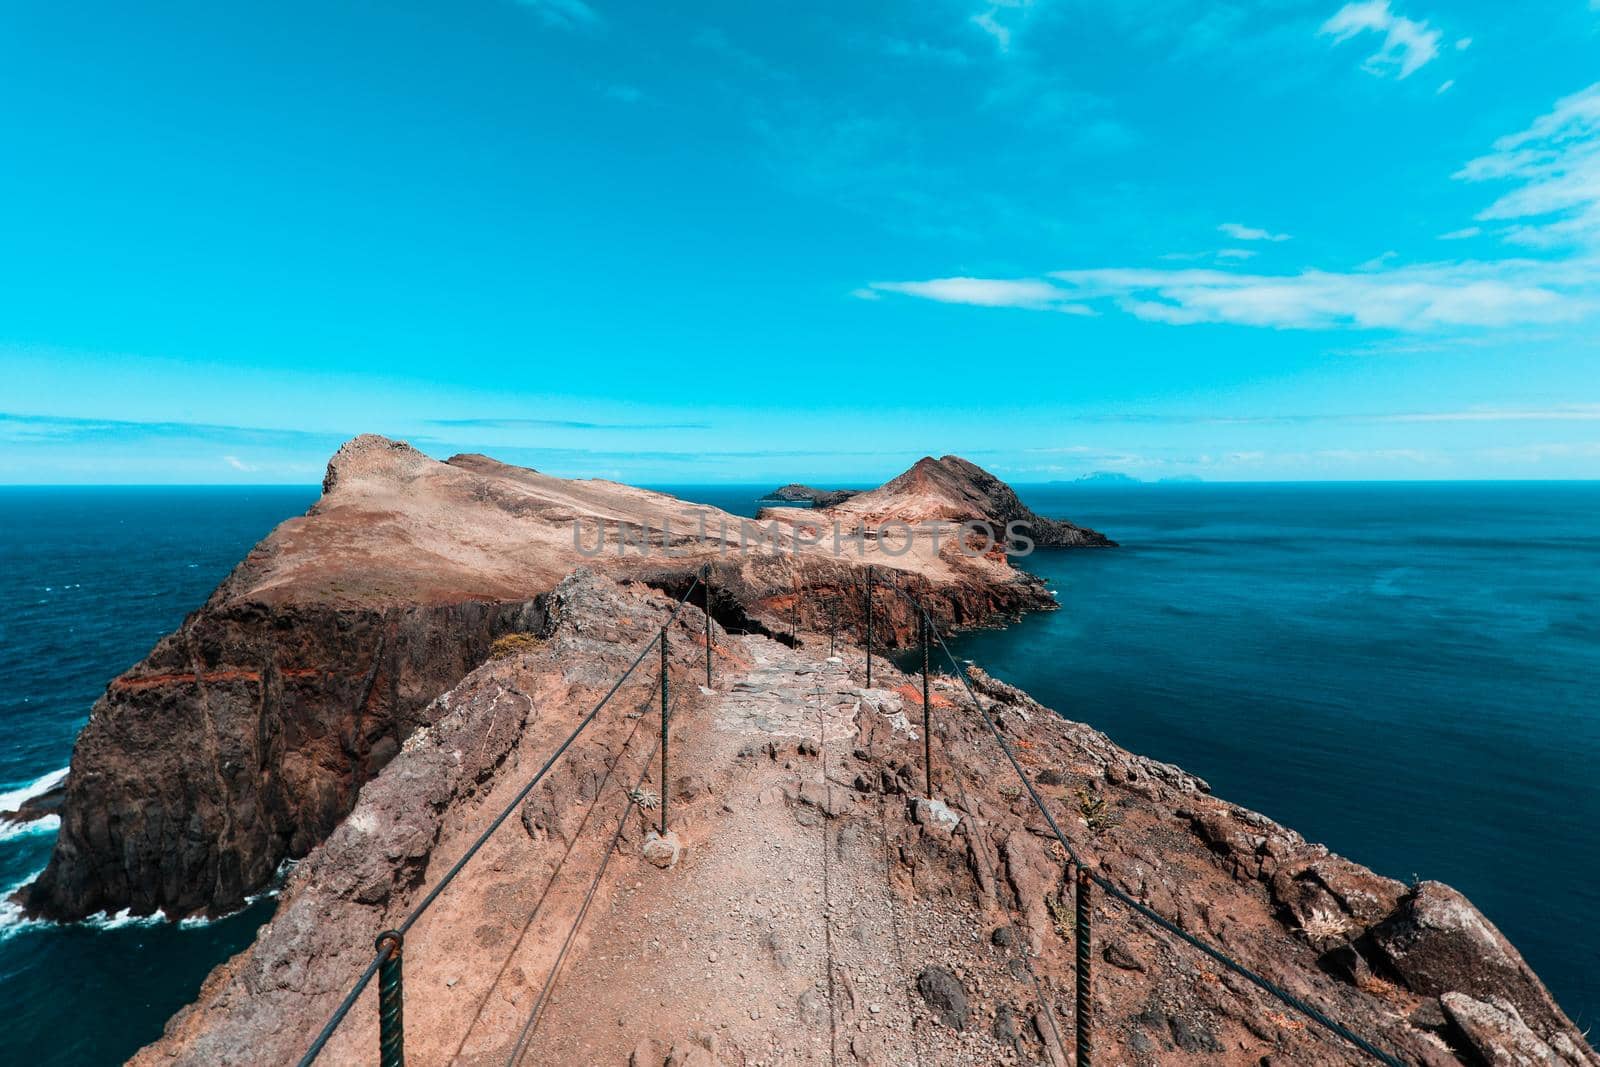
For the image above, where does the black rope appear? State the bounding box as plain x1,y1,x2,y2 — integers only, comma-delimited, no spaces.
877,577,1409,1067
296,577,702,1067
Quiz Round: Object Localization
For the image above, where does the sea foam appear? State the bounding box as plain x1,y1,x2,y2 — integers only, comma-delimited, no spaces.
0,766,68,813
0,767,68,843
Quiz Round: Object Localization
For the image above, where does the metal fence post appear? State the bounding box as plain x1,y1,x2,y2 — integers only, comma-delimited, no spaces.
864,565,874,688
375,931,405,1067
703,565,713,690
921,613,933,798
1075,867,1093,1067
660,627,669,835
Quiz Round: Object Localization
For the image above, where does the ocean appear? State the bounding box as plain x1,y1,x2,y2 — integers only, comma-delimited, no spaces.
1,482,1595,1063
0,488,316,1067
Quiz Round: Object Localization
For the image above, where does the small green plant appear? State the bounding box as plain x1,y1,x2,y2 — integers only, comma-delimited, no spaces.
1046,892,1072,941
998,782,1022,802
489,633,543,661
1077,788,1115,833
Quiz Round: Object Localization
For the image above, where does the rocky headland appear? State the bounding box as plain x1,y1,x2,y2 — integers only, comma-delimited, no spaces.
23,439,1053,923
763,484,862,508
815,456,1117,548
25,437,1594,1065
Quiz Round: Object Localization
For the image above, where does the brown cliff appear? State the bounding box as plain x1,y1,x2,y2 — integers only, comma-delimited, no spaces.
24,438,1075,921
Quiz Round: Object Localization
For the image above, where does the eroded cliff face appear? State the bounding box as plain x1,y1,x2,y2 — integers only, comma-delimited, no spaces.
24,437,1086,921
27,595,542,920
132,572,1595,1067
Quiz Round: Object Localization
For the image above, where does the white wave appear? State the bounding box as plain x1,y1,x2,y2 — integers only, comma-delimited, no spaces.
0,854,290,940
0,814,60,842
0,766,67,814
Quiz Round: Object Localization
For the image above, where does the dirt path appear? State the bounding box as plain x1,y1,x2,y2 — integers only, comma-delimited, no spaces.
509,637,916,1065
301,620,1061,1067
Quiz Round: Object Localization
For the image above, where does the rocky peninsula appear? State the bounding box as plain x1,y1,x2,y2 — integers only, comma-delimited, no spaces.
28,438,1594,1065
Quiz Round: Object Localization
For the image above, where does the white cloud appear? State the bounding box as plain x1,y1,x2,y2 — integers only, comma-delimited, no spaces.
1218,222,1291,242
1455,36,1472,50
1216,248,1258,261
1379,405,1600,422
863,84,1600,336
1456,83,1600,248
515,0,602,31
1047,261,1589,329
223,455,258,472
867,261,1592,331
1356,250,1398,270
970,9,1012,52
1437,79,1454,95
864,277,1093,313
1319,1,1442,79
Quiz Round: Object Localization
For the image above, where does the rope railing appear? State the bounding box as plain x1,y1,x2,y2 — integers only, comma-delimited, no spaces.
296,568,710,1067
855,569,1410,1067
290,552,1408,1066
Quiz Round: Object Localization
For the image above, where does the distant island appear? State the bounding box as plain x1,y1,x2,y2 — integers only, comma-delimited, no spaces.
1044,471,1206,486
758,483,861,507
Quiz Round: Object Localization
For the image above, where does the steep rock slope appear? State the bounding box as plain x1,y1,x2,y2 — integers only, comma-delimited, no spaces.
24,439,1070,921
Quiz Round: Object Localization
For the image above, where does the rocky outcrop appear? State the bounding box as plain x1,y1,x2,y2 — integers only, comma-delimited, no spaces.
23,438,1066,922
131,573,1595,1066
826,454,1117,548
763,483,861,508
26,595,543,920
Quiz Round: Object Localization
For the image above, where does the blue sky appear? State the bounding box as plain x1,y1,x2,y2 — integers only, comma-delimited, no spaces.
2,0,1598,484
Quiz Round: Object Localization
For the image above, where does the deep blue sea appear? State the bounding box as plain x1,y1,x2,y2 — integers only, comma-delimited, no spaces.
0,482,1595,1063
0,488,316,1067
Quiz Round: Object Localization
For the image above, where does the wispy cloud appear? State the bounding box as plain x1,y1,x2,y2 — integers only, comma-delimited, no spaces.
693,27,786,80
223,455,258,472
868,261,1590,330
882,37,976,66
970,8,1014,53
1438,226,1481,240
861,277,1093,314
0,412,344,447
1045,405,1600,425
865,85,1600,333
1319,1,1442,79
426,417,711,431
514,0,603,32
1456,82,1600,249
1219,222,1291,242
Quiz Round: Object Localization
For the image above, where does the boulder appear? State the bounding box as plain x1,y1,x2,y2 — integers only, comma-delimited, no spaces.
641,830,682,870
916,965,969,1030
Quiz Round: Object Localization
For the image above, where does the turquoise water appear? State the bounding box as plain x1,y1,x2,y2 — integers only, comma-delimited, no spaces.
1,483,1595,1062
